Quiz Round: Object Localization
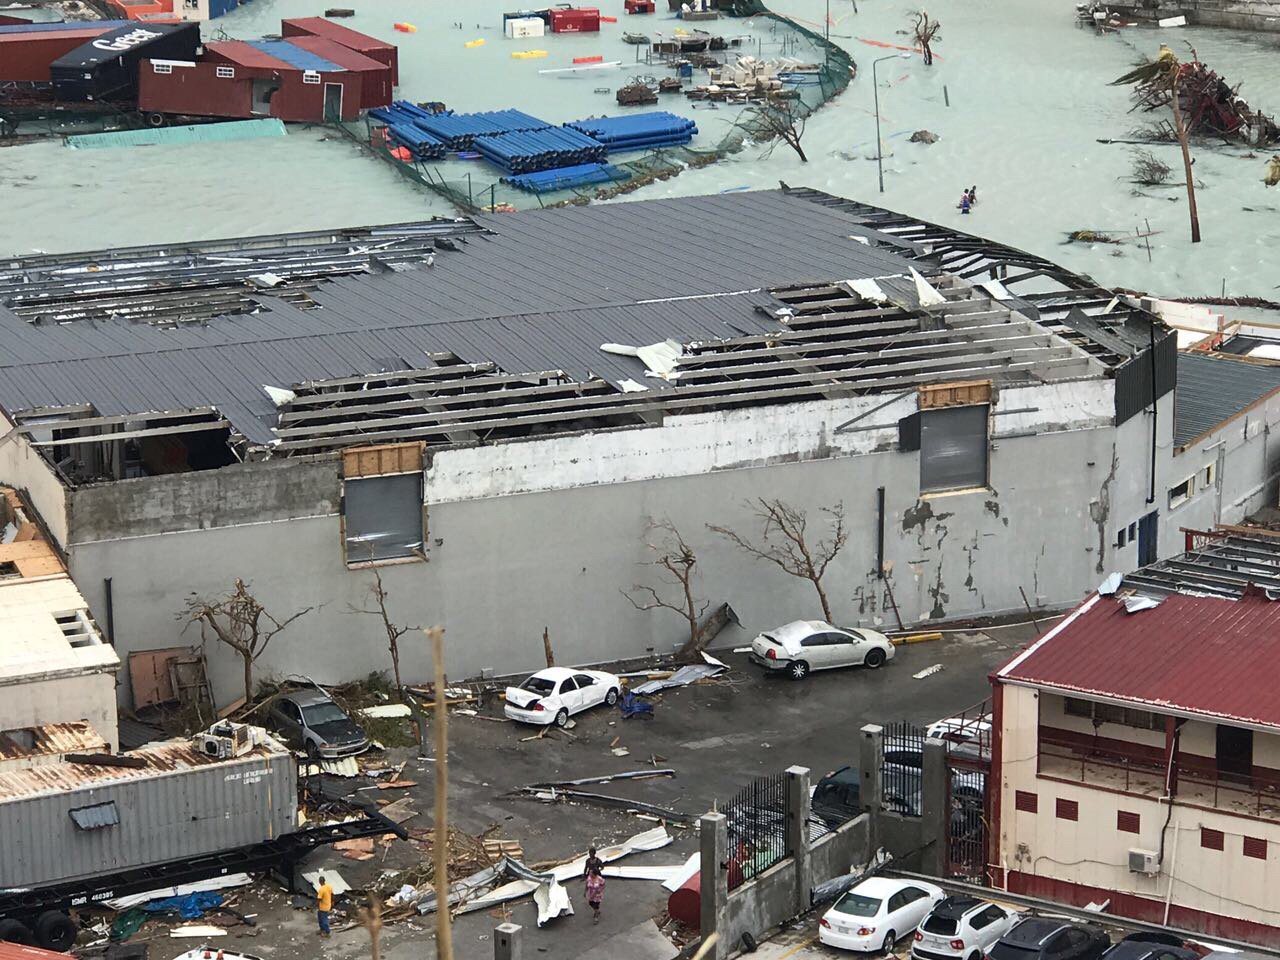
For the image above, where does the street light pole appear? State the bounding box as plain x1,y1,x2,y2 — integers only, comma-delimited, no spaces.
871,52,911,194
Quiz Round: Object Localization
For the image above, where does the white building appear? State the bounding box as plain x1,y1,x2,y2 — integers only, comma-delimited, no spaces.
1,188,1272,711
0,488,119,751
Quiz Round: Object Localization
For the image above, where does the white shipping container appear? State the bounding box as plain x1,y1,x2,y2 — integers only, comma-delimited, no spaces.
505,16,545,38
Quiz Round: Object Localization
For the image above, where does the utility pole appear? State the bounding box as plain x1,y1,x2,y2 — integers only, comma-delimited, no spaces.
427,626,453,960
872,52,912,193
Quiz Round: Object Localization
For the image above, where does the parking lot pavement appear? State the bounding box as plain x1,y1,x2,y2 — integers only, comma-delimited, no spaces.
225,626,1040,960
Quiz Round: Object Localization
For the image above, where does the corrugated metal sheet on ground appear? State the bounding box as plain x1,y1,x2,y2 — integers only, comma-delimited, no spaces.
999,590,1280,730
247,39,345,73
66,118,287,150
1173,352,1280,446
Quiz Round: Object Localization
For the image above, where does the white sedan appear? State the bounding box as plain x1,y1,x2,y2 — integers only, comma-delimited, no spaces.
819,877,945,953
503,667,621,727
751,620,896,681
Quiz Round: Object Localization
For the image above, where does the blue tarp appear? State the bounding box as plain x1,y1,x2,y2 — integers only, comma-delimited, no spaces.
144,891,224,919
247,39,345,73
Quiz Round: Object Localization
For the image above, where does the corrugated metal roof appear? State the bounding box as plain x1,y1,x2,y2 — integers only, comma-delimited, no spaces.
0,191,913,443
247,39,345,73
206,39,292,70
0,734,289,801
1174,352,1280,446
281,16,396,52
286,35,386,71
0,722,107,761
998,589,1280,731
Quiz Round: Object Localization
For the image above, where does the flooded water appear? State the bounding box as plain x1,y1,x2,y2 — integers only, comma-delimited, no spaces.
1,0,1276,297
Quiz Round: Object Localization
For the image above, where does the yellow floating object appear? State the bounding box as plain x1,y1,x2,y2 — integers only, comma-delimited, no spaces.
464,38,485,47
511,49,548,58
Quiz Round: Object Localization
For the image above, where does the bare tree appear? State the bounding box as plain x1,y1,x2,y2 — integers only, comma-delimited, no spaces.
709,499,848,622
622,518,711,658
741,96,810,163
910,10,940,66
349,566,419,701
1112,45,1201,242
179,578,313,704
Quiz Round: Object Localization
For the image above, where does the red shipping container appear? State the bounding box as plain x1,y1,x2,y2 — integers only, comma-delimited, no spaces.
550,7,600,32
0,27,122,82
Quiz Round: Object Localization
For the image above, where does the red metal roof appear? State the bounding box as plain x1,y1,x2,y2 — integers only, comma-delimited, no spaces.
205,39,292,70
997,587,1280,730
286,35,388,72
0,943,71,960
280,16,395,52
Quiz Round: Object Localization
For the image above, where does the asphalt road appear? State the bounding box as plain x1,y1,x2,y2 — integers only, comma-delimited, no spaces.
187,625,1040,960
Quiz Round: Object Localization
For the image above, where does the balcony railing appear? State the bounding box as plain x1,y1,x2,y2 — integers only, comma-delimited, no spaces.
1038,741,1280,820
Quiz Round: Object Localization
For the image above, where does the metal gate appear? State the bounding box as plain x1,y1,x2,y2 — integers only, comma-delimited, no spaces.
722,771,791,887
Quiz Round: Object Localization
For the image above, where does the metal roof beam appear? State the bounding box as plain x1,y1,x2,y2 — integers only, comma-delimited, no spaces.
286,370,574,408
28,419,231,445
16,407,219,433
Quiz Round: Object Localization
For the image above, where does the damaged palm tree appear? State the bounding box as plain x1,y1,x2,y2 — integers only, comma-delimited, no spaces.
740,96,810,162
623,518,713,659
910,10,940,66
179,578,313,704
1112,45,1202,243
710,499,848,622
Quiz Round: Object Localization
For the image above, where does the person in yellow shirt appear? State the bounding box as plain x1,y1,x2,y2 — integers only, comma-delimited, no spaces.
315,875,333,938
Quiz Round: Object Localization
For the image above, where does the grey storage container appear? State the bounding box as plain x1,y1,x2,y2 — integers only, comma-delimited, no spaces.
0,734,296,887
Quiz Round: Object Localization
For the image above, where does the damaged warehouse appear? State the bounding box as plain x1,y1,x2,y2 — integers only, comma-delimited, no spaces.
0,187,1251,708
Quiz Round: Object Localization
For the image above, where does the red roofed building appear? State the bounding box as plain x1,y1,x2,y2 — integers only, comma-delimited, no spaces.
990,535,1280,946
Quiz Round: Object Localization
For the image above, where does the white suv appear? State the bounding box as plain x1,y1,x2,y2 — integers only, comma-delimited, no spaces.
912,896,1016,960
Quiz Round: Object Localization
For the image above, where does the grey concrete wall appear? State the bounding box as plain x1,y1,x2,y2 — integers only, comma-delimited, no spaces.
808,815,873,895
0,414,70,548
54,378,1184,710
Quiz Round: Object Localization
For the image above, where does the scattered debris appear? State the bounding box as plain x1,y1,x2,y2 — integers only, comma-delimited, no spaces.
662,853,700,892
336,837,377,861
909,129,939,144
1067,229,1125,244
517,786,694,824
358,704,412,719
377,797,419,825
376,779,418,790
105,874,253,911
1266,155,1280,187
631,653,727,695
612,747,631,757
1129,148,1172,184
912,664,944,679
169,925,227,938
302,869,351,895
483,838,525,862
527,769,676,789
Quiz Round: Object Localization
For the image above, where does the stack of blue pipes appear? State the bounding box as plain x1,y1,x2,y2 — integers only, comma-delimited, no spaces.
504,163,632,193
367,102,449,160
475,127,607,174
414,109,551,150
563,112,697,152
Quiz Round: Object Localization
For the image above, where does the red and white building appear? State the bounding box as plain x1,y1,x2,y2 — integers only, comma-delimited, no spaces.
989,531,1280,946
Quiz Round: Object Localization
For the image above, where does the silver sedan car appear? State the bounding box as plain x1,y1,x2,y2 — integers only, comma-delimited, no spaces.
750,619,896,680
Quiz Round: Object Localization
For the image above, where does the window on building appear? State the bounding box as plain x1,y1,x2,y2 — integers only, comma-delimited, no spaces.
1055,798,1079,821
1168,476,1194,509
1064,697,1162,730
216,65,235,79
303,71,322,85
1117,810,1140,834
1201,827,1225,851
1128,521,1137,540
69,801,119,830
1202,463,1216,488
1243,836,1267,860
1015,790,1037,813
152,62,173,74
1117,527,1127,547
343,473,424,563
919,404,989,493
1064,697,1094,719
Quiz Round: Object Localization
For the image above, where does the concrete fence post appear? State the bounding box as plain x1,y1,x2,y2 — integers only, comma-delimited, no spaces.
785,765,812,913
921,737,949,878
859,723,885,849
493,922,522,960
700,811,729,960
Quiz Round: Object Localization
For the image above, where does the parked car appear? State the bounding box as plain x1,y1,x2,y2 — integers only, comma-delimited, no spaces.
911,896,1016,960
750,620,895,680
818,876,944,952
988,918,1110,960
1101,933,1198,960
883,743,987,803
812,766,917,827
503,667,621,727
925,712,992,758
266,689,370,759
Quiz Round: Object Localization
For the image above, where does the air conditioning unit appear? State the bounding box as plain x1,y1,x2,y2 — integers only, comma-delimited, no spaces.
1128,849,1159,875
196,733,234,759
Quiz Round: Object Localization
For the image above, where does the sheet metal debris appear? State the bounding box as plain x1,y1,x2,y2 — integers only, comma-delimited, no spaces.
518,786,693,824
105,873,252,911
912,664,944,679
662,853,700,892
631,653,727,695
527,768,676,789
1123,595,1162,613
358,704,413,719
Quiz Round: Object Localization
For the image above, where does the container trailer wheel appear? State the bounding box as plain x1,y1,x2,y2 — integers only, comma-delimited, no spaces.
35,910,76,951
0,918,34,944
146,113,166,128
